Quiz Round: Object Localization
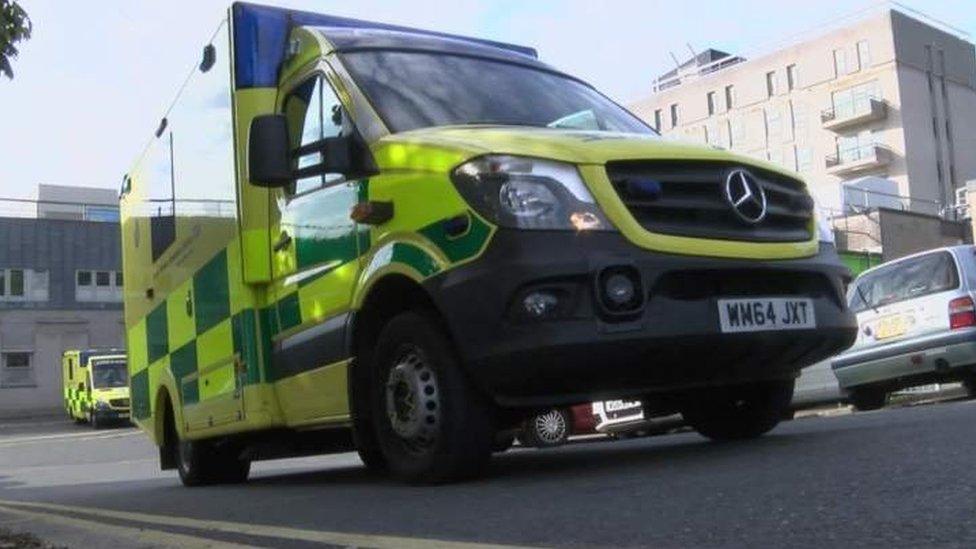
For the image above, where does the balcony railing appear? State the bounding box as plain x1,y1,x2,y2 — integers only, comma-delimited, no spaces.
821,97,887,131
825,144,892,175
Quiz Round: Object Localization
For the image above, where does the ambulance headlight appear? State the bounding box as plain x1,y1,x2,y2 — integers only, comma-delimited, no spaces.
451,155,613,231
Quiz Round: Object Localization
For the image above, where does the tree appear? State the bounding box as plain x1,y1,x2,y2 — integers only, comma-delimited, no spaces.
0,0,31,80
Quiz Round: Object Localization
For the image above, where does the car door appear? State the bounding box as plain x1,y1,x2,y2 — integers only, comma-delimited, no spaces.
268,72,365,424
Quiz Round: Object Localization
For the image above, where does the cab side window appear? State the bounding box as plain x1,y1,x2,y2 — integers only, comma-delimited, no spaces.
283,75,345,196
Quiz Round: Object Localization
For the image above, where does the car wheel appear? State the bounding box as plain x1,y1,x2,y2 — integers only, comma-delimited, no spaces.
492,433,516,453
520,408,572,448
369,311,494,483
89,410,103,430
962,377,976,399
681,379,795,441
176,438,251,487
850,387,888,411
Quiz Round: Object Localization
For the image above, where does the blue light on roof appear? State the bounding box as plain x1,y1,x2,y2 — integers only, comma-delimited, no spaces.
231,2,537,89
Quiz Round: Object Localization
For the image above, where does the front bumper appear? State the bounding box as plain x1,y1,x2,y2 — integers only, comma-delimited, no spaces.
424,230,857,407
832,328,976,390
94,408,131,421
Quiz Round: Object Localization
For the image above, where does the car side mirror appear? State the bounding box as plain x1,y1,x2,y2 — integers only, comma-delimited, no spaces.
248,114,292,188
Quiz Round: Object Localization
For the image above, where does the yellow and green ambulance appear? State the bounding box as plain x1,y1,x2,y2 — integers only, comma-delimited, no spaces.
119,2,857,485
62,349,130,428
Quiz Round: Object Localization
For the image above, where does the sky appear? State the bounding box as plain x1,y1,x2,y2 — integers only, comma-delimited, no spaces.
0,0,973,200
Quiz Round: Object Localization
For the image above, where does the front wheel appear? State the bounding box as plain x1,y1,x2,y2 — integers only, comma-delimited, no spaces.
519,408,571,448
850,386,887,411
369,311,494,483
176,439,250,487
681,379,795,441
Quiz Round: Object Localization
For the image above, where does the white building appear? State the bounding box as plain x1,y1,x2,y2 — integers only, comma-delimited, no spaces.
629,8,976,218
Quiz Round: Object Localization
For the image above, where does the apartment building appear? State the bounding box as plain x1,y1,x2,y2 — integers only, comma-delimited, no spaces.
629,8,976,217
0,186,124,418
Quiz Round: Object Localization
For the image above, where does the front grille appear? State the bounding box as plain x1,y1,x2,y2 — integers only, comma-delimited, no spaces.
606,161,813,242
652,270,836,302
110,398,130,408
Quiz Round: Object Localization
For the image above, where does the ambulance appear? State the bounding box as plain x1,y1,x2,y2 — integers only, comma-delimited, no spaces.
119,2,857,485
62,349,130,428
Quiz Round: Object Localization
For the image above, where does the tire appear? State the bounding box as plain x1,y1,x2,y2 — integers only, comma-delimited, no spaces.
492,433,516,453
681,379,795,441
176,438,251,487
368,311,494,483
962,376,976,399
850,386,888,411
89,410,104,430
519,408,572,448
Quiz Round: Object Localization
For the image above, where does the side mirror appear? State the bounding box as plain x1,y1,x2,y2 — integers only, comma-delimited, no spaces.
248,114,292,188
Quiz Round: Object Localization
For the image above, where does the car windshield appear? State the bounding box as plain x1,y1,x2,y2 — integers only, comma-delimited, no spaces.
340,50,655,135
848,251,959,313
92,361,128,389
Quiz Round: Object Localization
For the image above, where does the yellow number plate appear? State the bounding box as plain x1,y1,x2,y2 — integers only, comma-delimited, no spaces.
875,315,908,340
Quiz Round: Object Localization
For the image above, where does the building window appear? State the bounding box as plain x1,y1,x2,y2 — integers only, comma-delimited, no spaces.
76,270,123,303
724,85,735,110
669,103,679,128
706,91,716,116
0,269,47,302
766,71,778,97
856,40,871,70
1,351,34,388
833,49,848,76
795,147,813,172
787,64,798,91
653,109,662,131
725,120,734,149
764,107,783,145
791,101,807,140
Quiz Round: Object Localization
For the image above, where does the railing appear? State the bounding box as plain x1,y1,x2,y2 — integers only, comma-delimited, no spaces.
0,198,120,221
825,143,888,169
821,97,885,124
0,197,237,221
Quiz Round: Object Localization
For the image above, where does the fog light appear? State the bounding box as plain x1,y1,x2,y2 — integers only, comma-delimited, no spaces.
523,292,559,318
604,274,635,306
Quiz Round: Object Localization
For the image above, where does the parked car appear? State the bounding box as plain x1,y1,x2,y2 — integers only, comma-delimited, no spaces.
832,246,976,410
592,399,684,438
516,404,597,448
516,400,682,448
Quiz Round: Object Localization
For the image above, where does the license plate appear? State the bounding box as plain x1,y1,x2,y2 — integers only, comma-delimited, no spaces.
603,400,641,413
718,298,815,333
875,315,908,340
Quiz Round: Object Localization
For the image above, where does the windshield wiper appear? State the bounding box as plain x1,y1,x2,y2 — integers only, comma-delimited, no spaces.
855,284,879,314
457,119,545,128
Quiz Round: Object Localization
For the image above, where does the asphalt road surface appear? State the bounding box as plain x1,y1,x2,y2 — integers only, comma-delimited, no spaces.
1,399,975,548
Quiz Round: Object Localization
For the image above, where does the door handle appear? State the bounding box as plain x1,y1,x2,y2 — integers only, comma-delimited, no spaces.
273,231,293,252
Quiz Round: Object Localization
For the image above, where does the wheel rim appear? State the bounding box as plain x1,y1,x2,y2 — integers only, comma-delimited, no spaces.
384,347,440,453
533,409,567,444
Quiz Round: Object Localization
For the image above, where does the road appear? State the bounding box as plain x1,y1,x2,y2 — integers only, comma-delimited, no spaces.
1,399,975,548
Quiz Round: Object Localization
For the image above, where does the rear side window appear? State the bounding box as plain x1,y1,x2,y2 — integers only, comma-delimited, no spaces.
848,251,959,313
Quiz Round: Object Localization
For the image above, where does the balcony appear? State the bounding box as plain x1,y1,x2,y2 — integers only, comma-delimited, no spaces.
821,98,888,131
825,144,892,176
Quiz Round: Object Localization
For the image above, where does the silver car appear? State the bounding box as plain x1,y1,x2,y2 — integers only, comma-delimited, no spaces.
832,246,976,410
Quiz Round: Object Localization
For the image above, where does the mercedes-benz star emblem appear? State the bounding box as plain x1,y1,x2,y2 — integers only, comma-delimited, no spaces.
724,169,767,225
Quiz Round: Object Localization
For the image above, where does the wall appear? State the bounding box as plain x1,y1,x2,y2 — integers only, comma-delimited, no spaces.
0,309,124,418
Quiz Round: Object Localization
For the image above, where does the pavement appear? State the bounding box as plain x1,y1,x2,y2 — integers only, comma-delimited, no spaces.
1,397,975,548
